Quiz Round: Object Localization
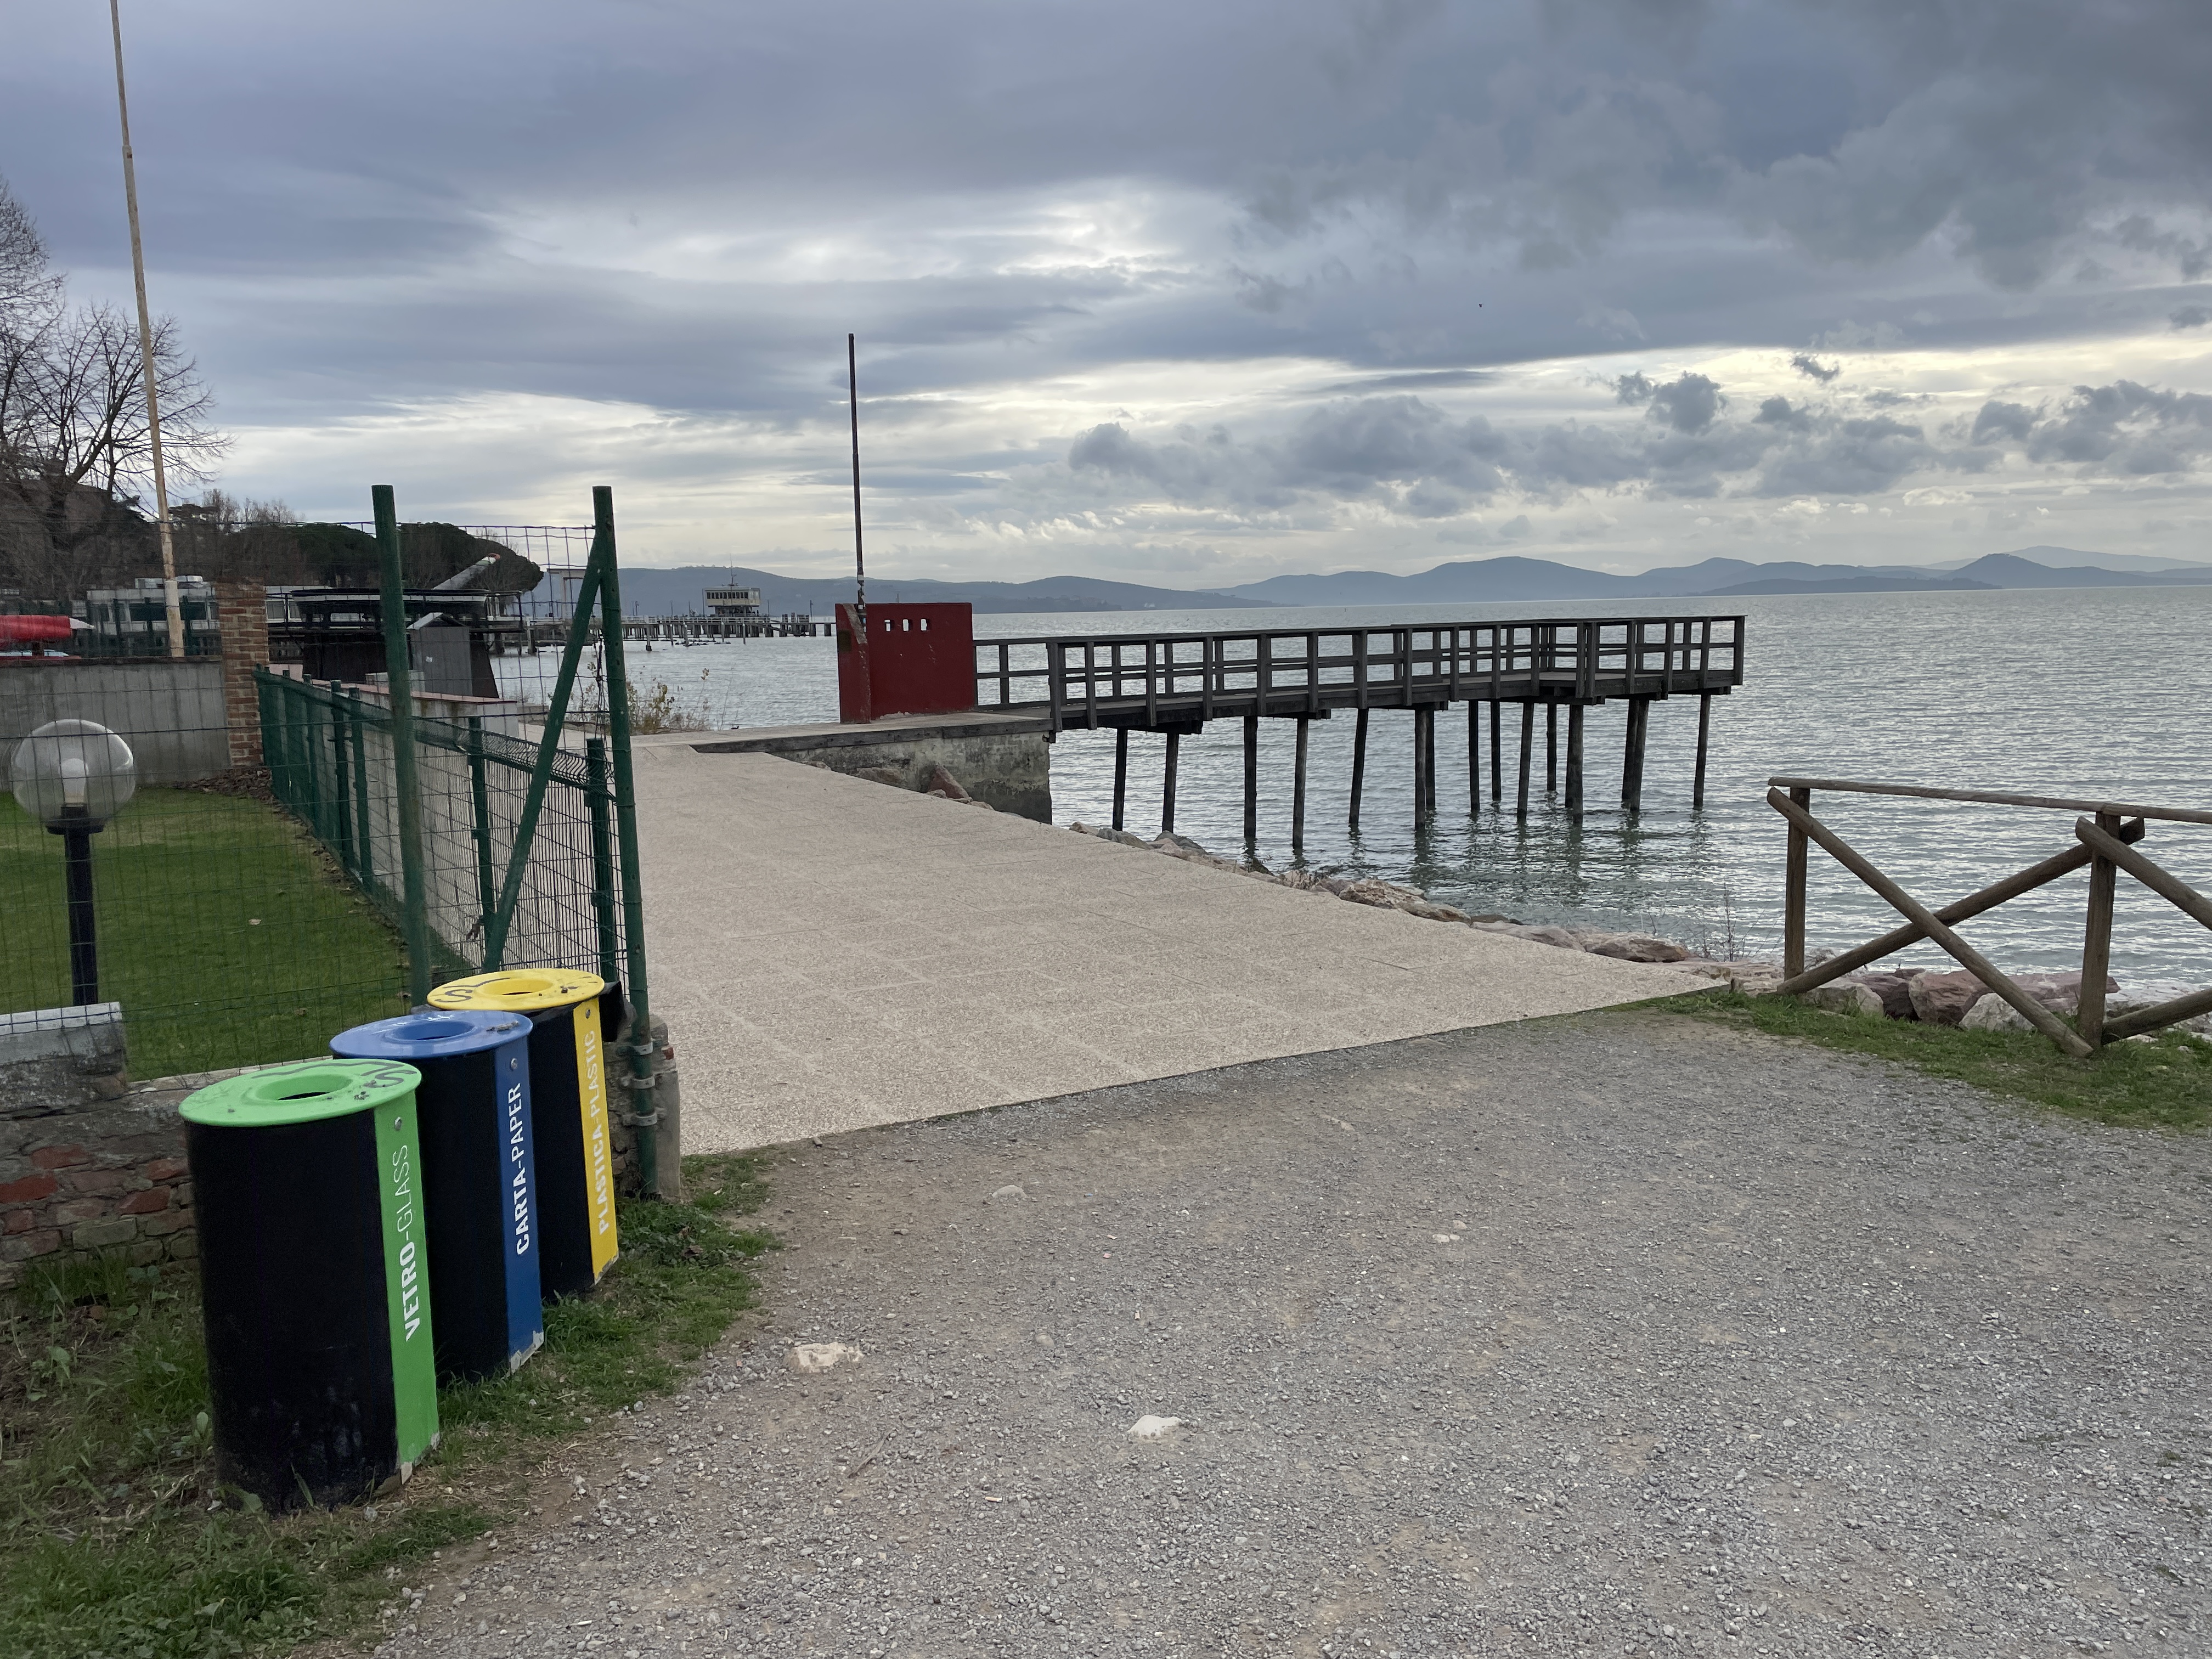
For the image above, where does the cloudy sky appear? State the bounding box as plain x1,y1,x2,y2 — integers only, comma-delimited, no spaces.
7,0,2211,582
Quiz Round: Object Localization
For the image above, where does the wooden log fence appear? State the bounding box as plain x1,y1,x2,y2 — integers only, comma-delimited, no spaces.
1770,776,2212,1054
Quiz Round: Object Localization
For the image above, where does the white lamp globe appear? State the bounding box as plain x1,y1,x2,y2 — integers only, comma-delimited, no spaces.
10,719,138,828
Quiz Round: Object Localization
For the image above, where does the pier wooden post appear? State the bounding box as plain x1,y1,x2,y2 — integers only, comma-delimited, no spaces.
1782,783,1810,978
1162,731,1180,834
1566,704,1584,817
1412,708,1429,825
1546,703,1558,793
1693,693,1712,810
1423,706,1437,817
1293,716,1310,852
1517,701,1534,818
1468,701,1481,815
1113,727,1128,831
1488,700,1502,804
1243,714,1259,842
2078,809,2122,1046
1349,707,1368,830
1621,696,1650,812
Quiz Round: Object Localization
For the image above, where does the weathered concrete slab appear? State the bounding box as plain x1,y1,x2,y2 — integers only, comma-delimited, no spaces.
634,747,1697,1152
674,710,1053,820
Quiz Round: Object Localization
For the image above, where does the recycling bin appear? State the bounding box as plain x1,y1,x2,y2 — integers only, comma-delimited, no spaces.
427,969,622,1298
331,1009,544,1384
181,1058,437,1511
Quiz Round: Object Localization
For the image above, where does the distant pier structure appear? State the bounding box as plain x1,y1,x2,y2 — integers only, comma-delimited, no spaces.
972,617,1745,843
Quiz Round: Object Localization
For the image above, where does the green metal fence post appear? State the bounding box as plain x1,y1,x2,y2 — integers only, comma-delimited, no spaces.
467,715,497,963
329,682,355,872
351,705,375,896
590,486,663,1200
373,485,433,1004
585,736,619,984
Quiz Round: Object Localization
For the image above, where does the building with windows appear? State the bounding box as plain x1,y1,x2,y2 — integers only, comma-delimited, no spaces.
704,584,764,618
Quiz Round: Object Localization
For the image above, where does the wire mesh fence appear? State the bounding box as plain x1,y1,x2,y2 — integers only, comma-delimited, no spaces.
257,670,627,989
3,516,642,1082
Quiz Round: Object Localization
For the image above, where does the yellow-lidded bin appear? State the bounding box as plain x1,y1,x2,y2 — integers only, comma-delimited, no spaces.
428,970,620,1296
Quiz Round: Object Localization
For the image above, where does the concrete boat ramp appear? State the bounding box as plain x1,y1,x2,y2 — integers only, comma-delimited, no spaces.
633,741,1697,1152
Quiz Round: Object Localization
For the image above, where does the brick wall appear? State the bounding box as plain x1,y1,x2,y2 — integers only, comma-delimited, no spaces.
213,580,269,768
0,1082,204,1286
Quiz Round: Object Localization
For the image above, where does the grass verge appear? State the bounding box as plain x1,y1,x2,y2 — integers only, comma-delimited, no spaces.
1666,989,2212,1131
0,788,410,1077
0,1153,775,1659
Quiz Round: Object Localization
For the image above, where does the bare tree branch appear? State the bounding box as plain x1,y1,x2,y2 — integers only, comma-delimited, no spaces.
0,303,225,597
0,174,61,328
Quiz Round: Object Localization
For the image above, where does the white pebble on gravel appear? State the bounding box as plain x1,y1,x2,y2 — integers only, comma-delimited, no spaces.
785,1340,862,1372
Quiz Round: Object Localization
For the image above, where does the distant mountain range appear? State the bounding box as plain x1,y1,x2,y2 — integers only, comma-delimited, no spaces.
587,566,1256,617
1221,546,2212,606
587,545,2211,614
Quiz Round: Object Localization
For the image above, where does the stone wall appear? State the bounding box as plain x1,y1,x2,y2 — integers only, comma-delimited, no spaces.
0,1079,202,1287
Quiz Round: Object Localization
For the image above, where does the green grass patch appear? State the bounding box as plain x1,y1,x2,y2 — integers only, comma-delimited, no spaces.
1667,989,2212,1131
0,1154,775,1659
0,788,410,1077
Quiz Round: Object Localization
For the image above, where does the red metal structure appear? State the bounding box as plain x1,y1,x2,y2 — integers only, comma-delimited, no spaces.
1,616,81,646
835,603,975,723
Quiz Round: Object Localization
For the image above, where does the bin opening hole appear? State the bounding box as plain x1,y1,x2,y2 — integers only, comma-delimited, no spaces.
397,1018,475,1042
249,1069,357,1102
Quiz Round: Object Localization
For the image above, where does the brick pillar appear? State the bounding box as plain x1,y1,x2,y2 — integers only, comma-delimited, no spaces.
213,580,269,768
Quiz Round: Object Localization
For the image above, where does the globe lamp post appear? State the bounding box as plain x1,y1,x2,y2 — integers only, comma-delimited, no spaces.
10,719,137,1006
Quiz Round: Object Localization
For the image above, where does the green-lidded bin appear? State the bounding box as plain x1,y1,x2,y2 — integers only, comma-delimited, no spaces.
428,970,622,1298
182,1058,437,1511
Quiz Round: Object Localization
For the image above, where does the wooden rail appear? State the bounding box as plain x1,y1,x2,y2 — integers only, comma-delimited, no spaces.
973,615,1744,729
1770,776,2212,1053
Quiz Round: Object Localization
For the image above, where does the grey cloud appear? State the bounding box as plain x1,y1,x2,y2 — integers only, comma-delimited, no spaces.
2172,306,2212,331
1646,373,1723,434
1614,370,1723,433
1790,353,1841,383
7,0,2210,539
2019,381,2212,475
2116,217,2211,281
1057,379,2004,518
1970,400,2036,444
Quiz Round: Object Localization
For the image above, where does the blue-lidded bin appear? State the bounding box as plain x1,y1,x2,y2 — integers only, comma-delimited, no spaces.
331,1010,543,1383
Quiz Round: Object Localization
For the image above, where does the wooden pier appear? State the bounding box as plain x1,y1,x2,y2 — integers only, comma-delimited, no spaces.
970,616,1745,837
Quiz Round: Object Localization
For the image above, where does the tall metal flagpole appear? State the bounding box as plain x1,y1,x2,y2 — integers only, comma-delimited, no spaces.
108,0,184,659
847,332,870,721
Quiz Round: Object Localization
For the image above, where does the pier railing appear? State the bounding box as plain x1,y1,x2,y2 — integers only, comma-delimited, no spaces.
975,615,1743,727
1771,777,2212,1055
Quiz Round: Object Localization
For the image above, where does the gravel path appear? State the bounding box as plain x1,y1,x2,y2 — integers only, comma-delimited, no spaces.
376,1010,2212,1659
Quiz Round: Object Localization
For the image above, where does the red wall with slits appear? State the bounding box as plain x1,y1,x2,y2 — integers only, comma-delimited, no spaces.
835,603,975,723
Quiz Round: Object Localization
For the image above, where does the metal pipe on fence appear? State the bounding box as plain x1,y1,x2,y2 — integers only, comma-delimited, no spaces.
590,487,669,1202
586,736,620,984
373,485,433,1004
468,715,498,955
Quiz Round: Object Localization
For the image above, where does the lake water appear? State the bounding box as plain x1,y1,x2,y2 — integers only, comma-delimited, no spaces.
602,586,2212,997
